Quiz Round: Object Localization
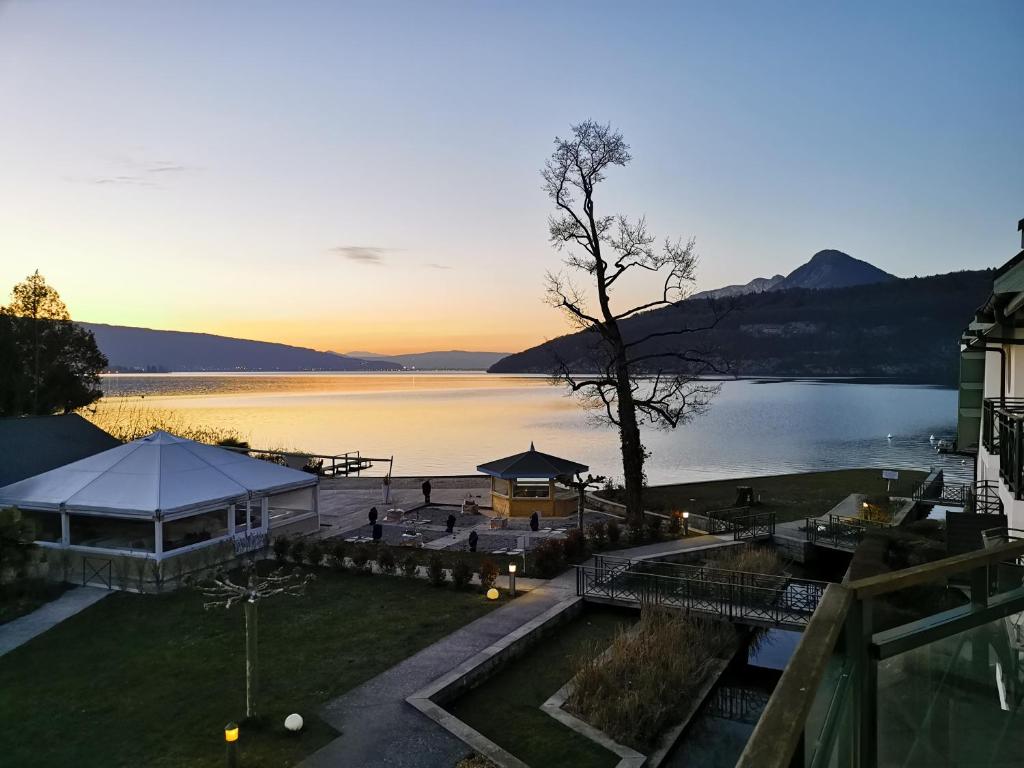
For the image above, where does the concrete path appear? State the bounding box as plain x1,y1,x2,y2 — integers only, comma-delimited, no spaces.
0,587,110,657
301,534,733,768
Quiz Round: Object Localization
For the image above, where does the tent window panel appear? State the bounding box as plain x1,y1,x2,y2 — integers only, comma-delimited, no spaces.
268,487,314,525
69,515,154,553
493,479,510,496
164,509,230,551
234,500,259,532
22,509,61,542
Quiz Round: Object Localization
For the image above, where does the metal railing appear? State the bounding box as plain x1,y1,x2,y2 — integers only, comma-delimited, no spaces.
805,514,889,550
689,508,776,540
578,556,827,629
982,396,1024,453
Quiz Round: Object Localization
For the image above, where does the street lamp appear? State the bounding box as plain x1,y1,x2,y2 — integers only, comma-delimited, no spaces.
224,722,239,768
682,511,690,537
508,562,517,597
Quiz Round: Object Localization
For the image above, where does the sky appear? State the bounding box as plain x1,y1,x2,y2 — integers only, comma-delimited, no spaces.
0,1,1021,355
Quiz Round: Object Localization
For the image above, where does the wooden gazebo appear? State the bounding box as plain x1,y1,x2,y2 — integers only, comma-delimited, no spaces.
476,443,588,518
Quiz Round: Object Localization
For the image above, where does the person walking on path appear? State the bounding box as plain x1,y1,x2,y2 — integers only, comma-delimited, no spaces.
422,479,432,505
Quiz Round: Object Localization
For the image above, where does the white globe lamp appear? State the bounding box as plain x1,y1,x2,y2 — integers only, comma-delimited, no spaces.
285,713,304,733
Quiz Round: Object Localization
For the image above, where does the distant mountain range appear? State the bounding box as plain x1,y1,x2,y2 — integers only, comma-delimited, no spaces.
81,323,401,372
489,252,993,384
690,250,896,301
341,350,511,370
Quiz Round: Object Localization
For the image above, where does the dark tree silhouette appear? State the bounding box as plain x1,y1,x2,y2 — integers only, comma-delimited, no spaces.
0,271,107,416
542,121,726,525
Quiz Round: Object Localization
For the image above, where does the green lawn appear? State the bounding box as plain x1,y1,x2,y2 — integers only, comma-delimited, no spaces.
0,569,496,768
447,607,635,768
612,468,928,524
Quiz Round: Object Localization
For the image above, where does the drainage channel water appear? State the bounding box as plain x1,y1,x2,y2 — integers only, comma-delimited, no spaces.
662,628,801,767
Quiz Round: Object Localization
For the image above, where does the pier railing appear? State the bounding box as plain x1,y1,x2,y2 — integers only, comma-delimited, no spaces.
217,445,393,477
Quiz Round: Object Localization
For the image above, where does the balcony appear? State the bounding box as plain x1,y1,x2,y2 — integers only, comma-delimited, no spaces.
982,398,1024,500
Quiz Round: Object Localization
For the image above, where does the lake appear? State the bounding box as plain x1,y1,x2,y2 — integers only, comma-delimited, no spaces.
97,373,970,485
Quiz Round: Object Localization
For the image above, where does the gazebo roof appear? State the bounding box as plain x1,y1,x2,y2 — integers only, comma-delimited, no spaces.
476,443,588,480
0,430,317,519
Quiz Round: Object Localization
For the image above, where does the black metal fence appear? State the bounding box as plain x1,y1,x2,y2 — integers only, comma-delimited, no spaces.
805,514,889,550
578,556,826,629
689,509,776,540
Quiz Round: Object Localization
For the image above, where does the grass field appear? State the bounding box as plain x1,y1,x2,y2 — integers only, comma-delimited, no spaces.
606,468,929,524
447,607,635,768
0,569,496,768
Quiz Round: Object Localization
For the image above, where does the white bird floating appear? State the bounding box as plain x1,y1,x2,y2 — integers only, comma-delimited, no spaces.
930,434,935,442
887,433,893,440
961,459,967,466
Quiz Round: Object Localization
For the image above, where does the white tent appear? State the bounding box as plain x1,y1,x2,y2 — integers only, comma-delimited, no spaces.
0,430,319,560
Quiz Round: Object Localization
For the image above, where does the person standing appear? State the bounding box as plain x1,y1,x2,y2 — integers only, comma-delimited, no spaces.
422,479,432,505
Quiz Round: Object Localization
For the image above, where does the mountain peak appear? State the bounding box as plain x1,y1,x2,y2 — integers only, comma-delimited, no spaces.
778,250,896,291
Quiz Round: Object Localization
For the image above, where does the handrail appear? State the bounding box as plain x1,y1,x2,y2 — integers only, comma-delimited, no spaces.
735,584,853,768
847,536,1024,599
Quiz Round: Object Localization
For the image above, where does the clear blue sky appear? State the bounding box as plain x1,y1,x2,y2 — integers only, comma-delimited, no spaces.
0,0,1021,352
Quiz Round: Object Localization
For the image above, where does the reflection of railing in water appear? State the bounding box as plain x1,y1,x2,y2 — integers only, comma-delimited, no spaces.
705,685,771,723
579,556,827,629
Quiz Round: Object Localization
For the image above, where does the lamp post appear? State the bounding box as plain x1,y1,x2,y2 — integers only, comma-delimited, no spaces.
225,722,239,768
682,511,690,537
508,562,517,597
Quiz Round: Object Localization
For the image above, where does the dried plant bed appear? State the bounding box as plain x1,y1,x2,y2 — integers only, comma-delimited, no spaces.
564,610,736,755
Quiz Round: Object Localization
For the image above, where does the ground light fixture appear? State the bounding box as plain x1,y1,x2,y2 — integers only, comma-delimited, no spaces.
682,511,690,536
224,722,239,768
285,713,304,732
486,587,499,600
508,562,517,597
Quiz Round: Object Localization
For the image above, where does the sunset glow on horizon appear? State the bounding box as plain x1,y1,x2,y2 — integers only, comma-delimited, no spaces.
1,1,1020,355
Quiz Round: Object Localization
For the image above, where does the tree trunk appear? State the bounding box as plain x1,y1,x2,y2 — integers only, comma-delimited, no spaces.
615,369,646,528
244,599,258,720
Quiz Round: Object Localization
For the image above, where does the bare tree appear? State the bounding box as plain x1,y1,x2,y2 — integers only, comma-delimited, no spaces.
542,121,726,527
201,561,313,720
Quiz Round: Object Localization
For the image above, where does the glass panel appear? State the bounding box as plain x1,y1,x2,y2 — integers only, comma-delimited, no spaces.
21,509,61,542
804,654,855,768
69,515,154,552
492,478,510,496
268,487,314,525
877,611,1024,766
512,481,549,498
163,509,229,551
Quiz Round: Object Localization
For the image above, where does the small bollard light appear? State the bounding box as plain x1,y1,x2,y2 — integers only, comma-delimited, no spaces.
224,722,239,768
508,562,517,597
486,587,499,600
682,511,690,536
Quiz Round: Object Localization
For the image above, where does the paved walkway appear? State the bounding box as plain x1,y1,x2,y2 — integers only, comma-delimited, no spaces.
301,534,728,768
0,587,110,657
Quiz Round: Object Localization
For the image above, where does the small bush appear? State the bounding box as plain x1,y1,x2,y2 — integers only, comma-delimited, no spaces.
289,539,306,566
305,541,324,568
588,521,607,549
451,560,473,589
351,545,372,573
378,548,397,575
562,528,588,563
478,558,499,591
427,554,447,586
330,541,348,571
532,538,566,579
645,516,664,542
606,520,621,544
272,537,291,565
628,522,644,544
401,554,419,578
667,511,683,537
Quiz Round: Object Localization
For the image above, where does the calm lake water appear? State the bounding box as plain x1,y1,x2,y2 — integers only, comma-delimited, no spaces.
97,373,970,485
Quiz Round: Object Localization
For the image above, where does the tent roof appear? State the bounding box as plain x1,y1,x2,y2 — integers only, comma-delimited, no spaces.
0,430,317,519
476,443,588,480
